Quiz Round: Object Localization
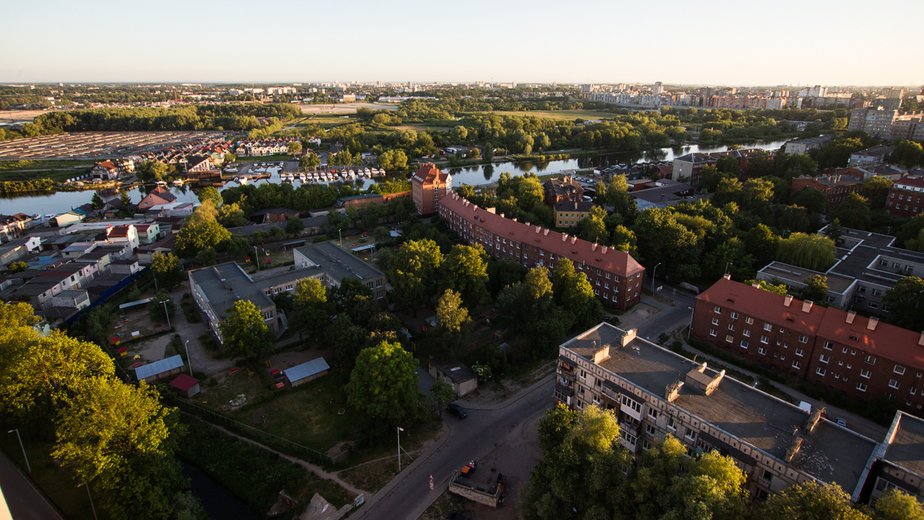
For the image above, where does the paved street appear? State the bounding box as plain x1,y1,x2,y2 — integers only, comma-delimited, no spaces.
0,450,63,520
352,373,554,520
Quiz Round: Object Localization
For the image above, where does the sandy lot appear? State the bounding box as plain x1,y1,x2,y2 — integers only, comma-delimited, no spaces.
298,103,397,115
0,109,52,123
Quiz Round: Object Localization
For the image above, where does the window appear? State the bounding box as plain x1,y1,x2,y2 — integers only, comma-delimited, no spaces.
842,347,848,354
714,306,722,314
710,329,717,337
792,360,801,369
745,317,754,325
621,395,642,413
889,379,900,390
648,408,659,419
819,354,829,364
866,355,877,365
857,383,868,392
621,431,637,445
725,335,734,343
795,348,804,357
760,335,769,344
645,424,657,436
727,324,735,331
816,367,827,376
861,369,871,379
764,323,772,332
894,365,906,375
740,340,749,349
667,417,676,431
799,335,808,344
824,341,833,350
685,429,697,441
711,317,719,326
758,347,766,355
731,312,739,320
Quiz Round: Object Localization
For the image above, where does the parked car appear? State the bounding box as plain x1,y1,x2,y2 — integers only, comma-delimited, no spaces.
446,403,468,419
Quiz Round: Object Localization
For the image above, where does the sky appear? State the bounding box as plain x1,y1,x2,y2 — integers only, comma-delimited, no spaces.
2,0,922,86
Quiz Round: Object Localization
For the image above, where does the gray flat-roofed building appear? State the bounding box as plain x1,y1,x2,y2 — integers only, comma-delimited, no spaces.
294,241,386,300
188,263,278,345
135,354,184,383
284,357,330,387
784,134,833,155
558,322,880,499
873,412,924,502
757,226,924,317
429,360,478,397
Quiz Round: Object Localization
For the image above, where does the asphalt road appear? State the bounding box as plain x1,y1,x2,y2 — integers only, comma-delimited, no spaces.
352,374,555,520
0,450,63,520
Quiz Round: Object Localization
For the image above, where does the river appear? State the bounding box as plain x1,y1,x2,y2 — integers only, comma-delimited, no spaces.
0,140,787,216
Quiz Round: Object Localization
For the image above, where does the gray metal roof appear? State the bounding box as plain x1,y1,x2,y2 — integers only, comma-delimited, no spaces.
188,262,275,319
135,355,184,381
284,357,330,383
294,241,384,283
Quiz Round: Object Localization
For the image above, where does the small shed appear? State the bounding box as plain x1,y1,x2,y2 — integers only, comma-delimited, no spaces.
135,355,184,384
284,357,330,388
429,360,477,397
168,374,200,398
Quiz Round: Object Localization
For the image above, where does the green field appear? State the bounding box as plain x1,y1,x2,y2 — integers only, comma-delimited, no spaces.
0,159,94,182
488,109,615,121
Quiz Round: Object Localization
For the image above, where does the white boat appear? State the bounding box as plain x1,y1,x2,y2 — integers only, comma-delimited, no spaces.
239,176,248,185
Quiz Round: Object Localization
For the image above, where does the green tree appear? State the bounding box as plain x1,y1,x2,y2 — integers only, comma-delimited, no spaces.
386,239,443,310
285,217,305,235
290,278,330,339
576,206,608,243
829,193,871,229
633,208,701,280
287,140,302,155
861,176,894,210
872,488,924,520
378,149,408,171
777,233,835,271
8,260,28,273
151,252,184,290
441,244,489,306
883,276,924,331
551,258,603,331
91,191,104,209
801,274,829,305
793,187,827,213
346,341,419,426
760,480,870,520
435,288,471,335
197,186,222,207
606,174,638,221
890,140,924,167
175,200,231,257
429,379,456,417
299,152,320,170
119,190,131,208
219,300,274,360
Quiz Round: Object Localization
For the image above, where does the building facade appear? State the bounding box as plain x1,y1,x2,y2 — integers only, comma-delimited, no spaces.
554,201,593,228
691,276,924,413
544,176,584,205
438,193,645,309
885,175,924,218
412,163,452,215
790,169,864,206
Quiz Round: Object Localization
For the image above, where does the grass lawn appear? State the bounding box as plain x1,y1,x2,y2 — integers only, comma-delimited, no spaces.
0,434,94,520
487,109,615,121
392,123,453,132
179,417,352,515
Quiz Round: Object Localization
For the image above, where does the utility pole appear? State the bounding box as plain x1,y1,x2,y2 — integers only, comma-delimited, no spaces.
184,340,192,375
397,426,404,472
162,300,171,329
8,428,30,473
651,262,661,292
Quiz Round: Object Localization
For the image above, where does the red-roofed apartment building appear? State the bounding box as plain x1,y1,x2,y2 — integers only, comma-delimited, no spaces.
885,175,924,218
138,187,178,211
412,163,451,215
692,276,924,412
438,193,645,308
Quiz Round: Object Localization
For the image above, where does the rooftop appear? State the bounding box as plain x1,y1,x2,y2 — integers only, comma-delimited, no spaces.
293,241,385,283
135,354,184,381
188,262,275,319
440,193,645,277
553,200,594,213
413,163,450,185
563,322,879,493
883,412,924,480
698,276,827,336
284,357,330,383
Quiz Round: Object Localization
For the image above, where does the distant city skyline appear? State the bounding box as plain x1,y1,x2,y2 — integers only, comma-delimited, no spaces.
3,0,922,86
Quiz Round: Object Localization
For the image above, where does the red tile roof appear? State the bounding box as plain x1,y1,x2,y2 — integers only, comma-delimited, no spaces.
893,175,924,190
95,160,117,170
413,163,449,185
440,193,644,276
108,224,133,238
169,374,199,392
699,278,924,369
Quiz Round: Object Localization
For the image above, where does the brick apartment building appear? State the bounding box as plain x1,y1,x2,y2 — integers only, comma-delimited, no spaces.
438,193,645,308
557,322,924,503
885,175,924,218
412,163,452,215
790,169,865,206
543,176,584,205
691,276,924,413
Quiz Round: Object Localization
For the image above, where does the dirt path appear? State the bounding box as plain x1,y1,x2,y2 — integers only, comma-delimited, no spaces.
194,418,369,498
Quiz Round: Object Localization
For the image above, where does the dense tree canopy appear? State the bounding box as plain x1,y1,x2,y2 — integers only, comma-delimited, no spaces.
219,300,274,359
346,341,419,426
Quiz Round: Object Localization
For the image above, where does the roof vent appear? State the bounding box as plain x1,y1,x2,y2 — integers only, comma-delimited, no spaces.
784,294,793,307
665,380,684,403
592,243,598,251
571,236,577,244
602,246,608,254
867,317,878,331
543,229,549,236
562,234,567,242
802,300,814,313
752,282,761,289
535,226,541,233
846,311,856,324
723,273,731,280
918,332,924,347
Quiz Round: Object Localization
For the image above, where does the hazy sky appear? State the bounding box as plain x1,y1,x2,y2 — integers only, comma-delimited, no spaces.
3,0,921,86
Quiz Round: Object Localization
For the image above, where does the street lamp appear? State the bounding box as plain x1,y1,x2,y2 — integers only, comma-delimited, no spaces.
253,245,260,272
650,262,662,292
8,428,31,473
724,261,733,276
184,340,192,375
162,300,171,329
397,426,404,472
338,228,342,247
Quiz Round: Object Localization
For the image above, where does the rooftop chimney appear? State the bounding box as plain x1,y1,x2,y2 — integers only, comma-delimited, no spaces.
752,282,761,289
802,300,814,313
723,273,731,280
602,246,608,254
867,317,879,331
621,328,637,347
665,380,684,403
592,243,598,251
784,294,793,307
785,435,804,463
593,342,611,364
805,407,825,433
918,332,924,347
